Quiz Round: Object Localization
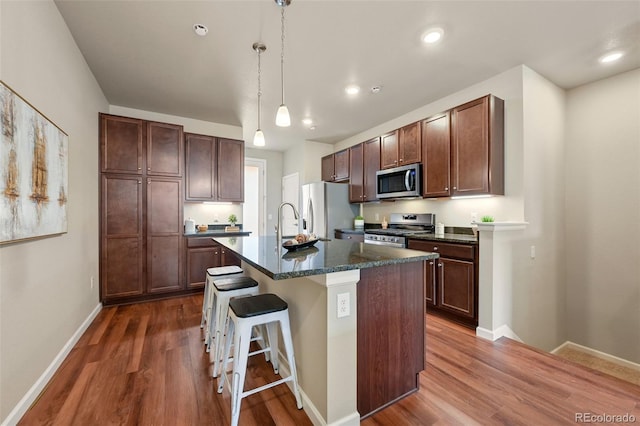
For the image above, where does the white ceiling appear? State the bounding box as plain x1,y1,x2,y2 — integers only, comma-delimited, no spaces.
54,0,640,151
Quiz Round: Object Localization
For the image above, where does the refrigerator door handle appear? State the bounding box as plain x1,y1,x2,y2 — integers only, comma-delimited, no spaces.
308,198,314,234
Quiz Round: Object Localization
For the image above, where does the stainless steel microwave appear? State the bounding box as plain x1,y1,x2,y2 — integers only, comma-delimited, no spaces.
376,163,422,199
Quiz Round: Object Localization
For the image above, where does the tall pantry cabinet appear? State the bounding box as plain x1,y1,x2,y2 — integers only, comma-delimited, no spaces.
99,113,184,304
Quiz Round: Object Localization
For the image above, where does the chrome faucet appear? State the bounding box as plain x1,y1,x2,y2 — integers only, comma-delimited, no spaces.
276,202,299,243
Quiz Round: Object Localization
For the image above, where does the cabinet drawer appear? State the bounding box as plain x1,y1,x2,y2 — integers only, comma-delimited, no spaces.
335,230,364,242
186,237,218,248
408,240,475,261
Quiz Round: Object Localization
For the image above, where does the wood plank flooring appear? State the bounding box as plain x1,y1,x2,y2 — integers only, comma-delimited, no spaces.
19,295,640,425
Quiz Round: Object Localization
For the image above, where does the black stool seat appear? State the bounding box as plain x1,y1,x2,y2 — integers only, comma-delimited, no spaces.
229,293,288,318
213,276,258,292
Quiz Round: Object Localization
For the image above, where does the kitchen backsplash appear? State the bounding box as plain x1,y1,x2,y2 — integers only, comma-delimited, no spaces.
184,203,243,227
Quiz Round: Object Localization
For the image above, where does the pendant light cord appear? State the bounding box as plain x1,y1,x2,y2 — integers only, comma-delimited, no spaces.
280,6,285,105
257,47,262,128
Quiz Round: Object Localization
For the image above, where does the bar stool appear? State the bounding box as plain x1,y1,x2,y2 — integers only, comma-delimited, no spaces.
217,293,302,426
209,276,268,378
200,265,243,351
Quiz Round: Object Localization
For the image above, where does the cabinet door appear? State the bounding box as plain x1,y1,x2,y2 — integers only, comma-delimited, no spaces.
363,137,381,201
100,175,144,300
186,246,221,289
399,121,421,165
451,95,504,196
147,178,184,293
221,246,241,267
422,112,451,197
321,154,335,181
437,258,475,319
147,121,184,177
425,259,436,308
100,114,143,174
185,133,216,201
380,130,399,169
333,149,350,181
349,143,364,202
217,138,244,202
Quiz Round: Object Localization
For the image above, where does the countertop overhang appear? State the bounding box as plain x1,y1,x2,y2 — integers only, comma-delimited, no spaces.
213,236,439,280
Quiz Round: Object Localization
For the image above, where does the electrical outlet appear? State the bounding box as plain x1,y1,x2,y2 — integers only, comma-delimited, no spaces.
337,293,350,318
375,213,380,221
90,276,94,289
530,245,536,259
471,212,478,222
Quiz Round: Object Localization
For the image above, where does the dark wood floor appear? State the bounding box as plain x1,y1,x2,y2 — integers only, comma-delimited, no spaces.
20,294,640,425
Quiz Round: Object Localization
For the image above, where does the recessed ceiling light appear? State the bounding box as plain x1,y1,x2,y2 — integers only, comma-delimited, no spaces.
302,118,313,126
599,51,623,64
422,28,443,44
345,85,360,95
193,24,208,36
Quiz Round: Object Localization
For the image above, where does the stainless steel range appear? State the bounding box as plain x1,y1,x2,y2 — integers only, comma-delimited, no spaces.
364,213,435,248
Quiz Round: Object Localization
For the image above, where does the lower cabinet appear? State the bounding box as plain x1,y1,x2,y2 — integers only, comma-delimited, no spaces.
186,237,241,288
408,239,478,327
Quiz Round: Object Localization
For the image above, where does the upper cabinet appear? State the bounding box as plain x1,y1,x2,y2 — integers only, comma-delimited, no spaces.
100,115,143,174
380,130,399,169
422,112,451,197
348,143,364,202
146,121,184,177
100,116,183,177
398,121,422,165
349,136,381,203
185,133,244,202
321,149,350,182
380,122,422,170
451,95,504,196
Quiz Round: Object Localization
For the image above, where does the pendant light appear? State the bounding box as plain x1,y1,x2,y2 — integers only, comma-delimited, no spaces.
275,0,291,127
253,42,266,146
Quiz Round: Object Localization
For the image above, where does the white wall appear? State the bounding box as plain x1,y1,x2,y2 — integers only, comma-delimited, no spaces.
283,140,333,185
0,0,108,421
565,68,640,363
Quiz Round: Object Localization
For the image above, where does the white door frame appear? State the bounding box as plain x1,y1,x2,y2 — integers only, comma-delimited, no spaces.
245,157,267,236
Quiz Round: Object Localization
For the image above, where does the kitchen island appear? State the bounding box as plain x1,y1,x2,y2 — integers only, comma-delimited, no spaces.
213,236,438,425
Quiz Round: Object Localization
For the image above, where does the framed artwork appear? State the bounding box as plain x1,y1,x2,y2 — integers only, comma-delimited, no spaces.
1,80,68,244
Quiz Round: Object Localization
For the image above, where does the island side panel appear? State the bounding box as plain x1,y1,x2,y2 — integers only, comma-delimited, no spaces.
357,261,425,418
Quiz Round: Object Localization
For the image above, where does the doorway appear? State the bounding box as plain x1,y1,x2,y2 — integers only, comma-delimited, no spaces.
243,158,266,236
281,172,300,236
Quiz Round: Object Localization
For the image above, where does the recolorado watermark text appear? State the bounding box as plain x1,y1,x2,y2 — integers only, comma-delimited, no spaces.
575,412,636,423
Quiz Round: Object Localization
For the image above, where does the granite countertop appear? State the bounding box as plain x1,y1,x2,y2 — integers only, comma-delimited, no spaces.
213,236,439,280
336,228,365,234
405,232,478,244
185,230,251,238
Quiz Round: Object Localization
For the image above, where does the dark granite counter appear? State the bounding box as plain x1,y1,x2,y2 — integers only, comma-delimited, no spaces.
213,236,438,280
185,230,251,238
335,228,365,235
406,232,478,244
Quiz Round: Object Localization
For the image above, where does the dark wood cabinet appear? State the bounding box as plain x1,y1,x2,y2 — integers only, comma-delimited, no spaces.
321,149,349,182
398,121,422,165
185,134,244,202
100,115,143,174
358,262,424,418
349,137,380,202
146,121,184,177
146,178,183,294
334,229,364,242
100,174,144,300
185,133,216,200
408,239,478,327
100,113,185,305
217,138,244,202
348,143,363,202
185,237,241,289
422,112,451,197
380,130,399,169
451,95,504,196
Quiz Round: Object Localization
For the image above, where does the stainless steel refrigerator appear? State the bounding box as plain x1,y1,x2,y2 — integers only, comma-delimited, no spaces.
301,182,359,239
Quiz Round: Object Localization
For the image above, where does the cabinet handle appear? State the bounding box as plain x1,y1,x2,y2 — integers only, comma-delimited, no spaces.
429,261,433,265
347,236,352,239
138,180,142,184
444,187,448,191
453,186,457,190
148,180,151,185
138,167,142,170
148,167,151,171
433,246,438,251
438,263,443,267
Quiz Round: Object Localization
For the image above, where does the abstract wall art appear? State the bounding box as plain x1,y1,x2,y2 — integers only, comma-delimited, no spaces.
1,81,68,244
